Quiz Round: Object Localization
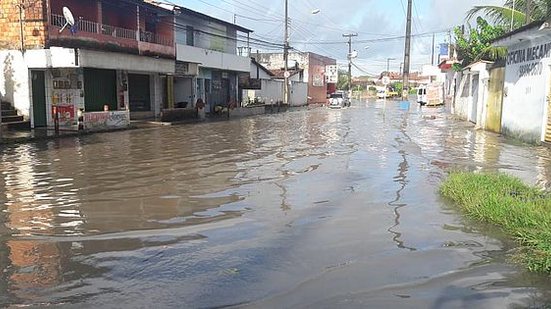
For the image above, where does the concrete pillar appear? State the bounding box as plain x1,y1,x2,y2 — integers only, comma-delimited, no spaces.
97,1,102,34
167,75,174,109
153,74,162,119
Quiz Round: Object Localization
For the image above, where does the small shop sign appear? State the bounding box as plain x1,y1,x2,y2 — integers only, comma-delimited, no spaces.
83,111,130,131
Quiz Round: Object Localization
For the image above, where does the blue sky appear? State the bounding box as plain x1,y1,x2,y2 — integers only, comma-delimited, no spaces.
171,0,503,75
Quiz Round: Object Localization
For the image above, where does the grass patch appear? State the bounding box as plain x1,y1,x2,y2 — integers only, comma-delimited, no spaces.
440,172,551,273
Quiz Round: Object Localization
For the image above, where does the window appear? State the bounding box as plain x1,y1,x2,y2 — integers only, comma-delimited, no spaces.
186,26,194,46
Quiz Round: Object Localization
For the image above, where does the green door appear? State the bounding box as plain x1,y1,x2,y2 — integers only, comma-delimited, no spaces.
31,71,47,127
129,74,151,111
84,68,117,112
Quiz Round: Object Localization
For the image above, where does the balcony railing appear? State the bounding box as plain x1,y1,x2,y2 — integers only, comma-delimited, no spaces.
140,30,173,47
50,14,173,47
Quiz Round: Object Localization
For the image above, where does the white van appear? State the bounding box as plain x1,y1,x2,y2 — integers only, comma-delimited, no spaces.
417,86,427,105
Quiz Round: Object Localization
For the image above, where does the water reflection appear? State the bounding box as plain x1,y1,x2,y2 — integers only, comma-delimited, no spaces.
387,111,416,252
1,104,551,306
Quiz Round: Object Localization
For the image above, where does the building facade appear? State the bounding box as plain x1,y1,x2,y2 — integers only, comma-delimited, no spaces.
168,5,252,114
494,23,551,143
0,0,175,131
255,52,337,104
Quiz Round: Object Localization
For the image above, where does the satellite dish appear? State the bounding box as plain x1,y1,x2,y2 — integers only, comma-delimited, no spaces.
59,7,75,33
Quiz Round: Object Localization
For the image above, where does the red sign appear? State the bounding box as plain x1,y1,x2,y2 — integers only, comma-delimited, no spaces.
52,105,75,127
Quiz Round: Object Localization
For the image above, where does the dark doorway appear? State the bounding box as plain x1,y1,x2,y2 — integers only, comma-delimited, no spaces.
129,74,151,112
31,70,47,127
221,78,230,105
84,68,117,112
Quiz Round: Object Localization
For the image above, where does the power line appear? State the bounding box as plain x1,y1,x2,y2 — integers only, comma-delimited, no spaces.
293,29,450,45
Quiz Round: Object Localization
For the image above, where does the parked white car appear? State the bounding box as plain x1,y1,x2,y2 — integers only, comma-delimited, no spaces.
417,85,427,105
328,92,350,109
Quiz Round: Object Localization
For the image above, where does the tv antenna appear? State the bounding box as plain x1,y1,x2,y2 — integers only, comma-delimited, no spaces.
59,7,76,34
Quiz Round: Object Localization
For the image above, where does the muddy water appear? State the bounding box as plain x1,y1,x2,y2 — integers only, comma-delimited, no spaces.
0,101,550,308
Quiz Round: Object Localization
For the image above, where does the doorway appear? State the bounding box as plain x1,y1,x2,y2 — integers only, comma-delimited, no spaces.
31,70,47,127
129,74,151,112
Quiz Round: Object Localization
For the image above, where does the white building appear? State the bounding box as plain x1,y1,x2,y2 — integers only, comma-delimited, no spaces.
494,22,551,143
169,5,252,113
0,0,175,130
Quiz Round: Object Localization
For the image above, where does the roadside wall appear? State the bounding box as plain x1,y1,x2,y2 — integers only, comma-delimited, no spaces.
453,71,469,120
501,35,551,143
242,80,307,106
0,50,30,119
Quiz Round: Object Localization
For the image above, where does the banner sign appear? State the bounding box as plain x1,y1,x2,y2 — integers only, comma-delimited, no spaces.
325,65,338,83
84,111,130,130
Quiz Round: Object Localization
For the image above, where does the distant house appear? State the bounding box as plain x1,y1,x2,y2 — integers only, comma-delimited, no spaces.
493,21,551,143
0,0,176,130
254,52,337,104
240,58,308,106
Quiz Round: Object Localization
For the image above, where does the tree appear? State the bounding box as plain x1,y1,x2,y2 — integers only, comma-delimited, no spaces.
337,70,349,90
454,17,507,69
467,0,551,29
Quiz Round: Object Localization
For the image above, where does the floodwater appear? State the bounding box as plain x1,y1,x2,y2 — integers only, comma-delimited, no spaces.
1,101,551,308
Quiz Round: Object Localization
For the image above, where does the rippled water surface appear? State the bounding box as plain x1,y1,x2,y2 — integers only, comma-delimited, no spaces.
1,101,551,308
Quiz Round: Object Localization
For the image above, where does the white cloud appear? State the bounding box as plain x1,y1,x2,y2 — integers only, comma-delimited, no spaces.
175,0,506,75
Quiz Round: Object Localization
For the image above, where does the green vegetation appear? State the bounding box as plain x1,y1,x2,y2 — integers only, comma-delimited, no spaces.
454,17,507,70
440,172,551,273
467,0,551,29
337,70,350,90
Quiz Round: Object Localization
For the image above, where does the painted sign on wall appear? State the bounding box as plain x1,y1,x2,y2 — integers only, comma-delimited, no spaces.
507,42,551,77
83,111,130,130
54,105,75,127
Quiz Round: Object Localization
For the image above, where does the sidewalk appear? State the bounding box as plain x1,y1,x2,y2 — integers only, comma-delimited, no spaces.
0,106,312,146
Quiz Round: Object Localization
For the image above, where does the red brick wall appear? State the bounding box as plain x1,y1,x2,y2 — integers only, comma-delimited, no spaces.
308,53,337,104
0,0,48,49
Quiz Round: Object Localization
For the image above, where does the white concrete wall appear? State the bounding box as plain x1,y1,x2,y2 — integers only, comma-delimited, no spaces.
242,80,308,107
501,36,551,143
79,50,175,74
0,50,30,119
175,15,238,54
453,72,470,120
469,63,491,129
290,81,308,106
176,44,249,72
174,78,194,105
24,47,78,69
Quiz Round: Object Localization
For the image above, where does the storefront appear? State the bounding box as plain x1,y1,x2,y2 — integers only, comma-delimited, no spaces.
39,67,130,131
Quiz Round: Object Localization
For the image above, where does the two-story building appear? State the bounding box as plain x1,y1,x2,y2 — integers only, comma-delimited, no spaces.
255,52,337,104
165,5,252,114
0,0,175,131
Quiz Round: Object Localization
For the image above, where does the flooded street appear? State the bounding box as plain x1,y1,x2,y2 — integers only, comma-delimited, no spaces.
1,101,551,308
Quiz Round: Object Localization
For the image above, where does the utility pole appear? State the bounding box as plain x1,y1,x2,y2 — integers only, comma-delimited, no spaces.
283,0,289,106
402,0,413,99
431,33,435,66
343,33,358,97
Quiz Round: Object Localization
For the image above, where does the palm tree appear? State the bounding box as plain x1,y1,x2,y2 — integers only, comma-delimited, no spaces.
467,0,551,29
